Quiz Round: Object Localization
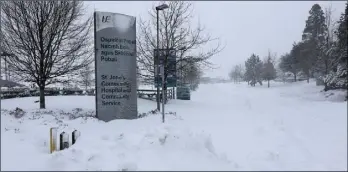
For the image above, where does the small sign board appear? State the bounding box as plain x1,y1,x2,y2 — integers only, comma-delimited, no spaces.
153,49,177,88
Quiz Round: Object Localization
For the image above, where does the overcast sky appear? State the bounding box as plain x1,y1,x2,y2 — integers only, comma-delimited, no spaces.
86,1,346,79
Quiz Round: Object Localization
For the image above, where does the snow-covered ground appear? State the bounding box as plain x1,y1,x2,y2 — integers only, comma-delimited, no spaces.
1,80,347,171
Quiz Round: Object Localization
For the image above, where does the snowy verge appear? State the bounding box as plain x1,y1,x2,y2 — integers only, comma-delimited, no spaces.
251,80,347,102
1,105,233,171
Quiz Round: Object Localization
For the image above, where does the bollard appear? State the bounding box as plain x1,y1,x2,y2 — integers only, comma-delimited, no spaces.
72,130,81,145
50,127,58,153
59,132,69,150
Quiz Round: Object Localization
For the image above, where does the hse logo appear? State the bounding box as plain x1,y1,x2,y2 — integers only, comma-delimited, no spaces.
102,16,111,23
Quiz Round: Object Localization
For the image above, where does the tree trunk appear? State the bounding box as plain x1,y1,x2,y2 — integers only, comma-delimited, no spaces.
294,73,297,82
39,86,46,109
268,80,270,88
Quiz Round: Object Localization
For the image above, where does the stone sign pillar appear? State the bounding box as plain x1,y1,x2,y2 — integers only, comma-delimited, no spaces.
94,11,137,121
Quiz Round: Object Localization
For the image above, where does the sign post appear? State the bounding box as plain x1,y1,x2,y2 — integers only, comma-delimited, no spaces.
94,11,138,121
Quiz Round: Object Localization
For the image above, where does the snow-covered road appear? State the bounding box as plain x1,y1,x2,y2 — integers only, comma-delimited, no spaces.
165,81,347,170
1,81,347,170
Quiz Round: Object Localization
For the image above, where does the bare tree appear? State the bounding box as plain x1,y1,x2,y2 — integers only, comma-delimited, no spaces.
78,64,94,91
137,1,223,88
228,67,235,83
181,61,202,90
1,1,92,108
229,64,243,83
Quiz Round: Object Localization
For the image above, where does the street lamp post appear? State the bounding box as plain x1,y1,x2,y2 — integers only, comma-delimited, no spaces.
155,4,169,113
178,47,186,86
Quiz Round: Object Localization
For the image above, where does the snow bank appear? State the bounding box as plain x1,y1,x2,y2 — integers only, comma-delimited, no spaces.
269,80,347,102
1,99,232,171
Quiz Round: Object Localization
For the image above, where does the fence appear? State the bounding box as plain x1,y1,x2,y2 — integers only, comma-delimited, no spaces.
0,88,95,100
1,88,174,102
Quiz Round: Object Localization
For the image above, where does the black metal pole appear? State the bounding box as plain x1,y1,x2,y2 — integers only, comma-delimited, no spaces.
156,9,160,111
4,56,8,81
94,12,98,119
8,63,11,81
181,53,183,86
161,66,165,123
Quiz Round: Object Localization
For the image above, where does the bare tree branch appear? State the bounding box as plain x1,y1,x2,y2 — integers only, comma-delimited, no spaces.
137,1,224,86
1,1,93,108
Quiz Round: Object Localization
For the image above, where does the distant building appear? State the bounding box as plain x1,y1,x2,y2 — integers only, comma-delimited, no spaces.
0,79,25,88
199,77,228,84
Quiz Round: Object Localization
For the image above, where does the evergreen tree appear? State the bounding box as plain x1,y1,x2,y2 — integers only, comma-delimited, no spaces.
279,48,300,81
296,40,318,83
324,3,347,92
262,53,277,88
302,4,327,42
244,54,263,86
316,4,337,76
301,4,328,78
336,3,347,57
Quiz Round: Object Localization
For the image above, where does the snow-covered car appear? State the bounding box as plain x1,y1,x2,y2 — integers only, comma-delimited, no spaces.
176,86,190,100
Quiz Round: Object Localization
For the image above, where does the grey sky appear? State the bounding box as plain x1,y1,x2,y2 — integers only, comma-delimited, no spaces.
86,1,346,79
